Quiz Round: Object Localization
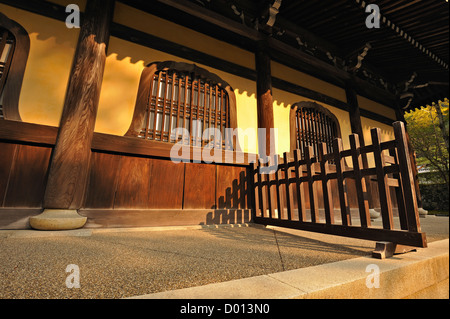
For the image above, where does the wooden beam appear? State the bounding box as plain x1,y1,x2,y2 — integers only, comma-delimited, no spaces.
346,82,366,152
43,0,115,210
151,0,260,42
255,38,275,157
346,82,380,210
1,0,399,110
254,217,427,248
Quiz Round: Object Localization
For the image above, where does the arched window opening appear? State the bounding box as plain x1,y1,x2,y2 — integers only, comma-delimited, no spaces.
127,61,238,151
290,101,342,160
0,28,15,119
0,13,30,121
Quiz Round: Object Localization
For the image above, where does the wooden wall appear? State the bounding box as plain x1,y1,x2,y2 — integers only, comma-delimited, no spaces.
0,120,252,229
81,150,251,228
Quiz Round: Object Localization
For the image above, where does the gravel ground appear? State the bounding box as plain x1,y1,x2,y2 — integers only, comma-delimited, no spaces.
0,216,447,299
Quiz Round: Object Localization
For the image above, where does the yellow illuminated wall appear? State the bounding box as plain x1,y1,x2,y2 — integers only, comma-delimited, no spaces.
0,3,81,127
96,36,259,153
358,95,396,120
2,1,395,158
272,87,352,155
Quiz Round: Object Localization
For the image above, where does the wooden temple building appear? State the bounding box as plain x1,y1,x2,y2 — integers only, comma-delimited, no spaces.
0,0,448,248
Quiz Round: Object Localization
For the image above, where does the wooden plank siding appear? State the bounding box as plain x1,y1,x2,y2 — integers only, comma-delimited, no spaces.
0,120,253,229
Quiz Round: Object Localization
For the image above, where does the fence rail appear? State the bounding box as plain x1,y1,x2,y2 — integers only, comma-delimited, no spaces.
252,121,427,248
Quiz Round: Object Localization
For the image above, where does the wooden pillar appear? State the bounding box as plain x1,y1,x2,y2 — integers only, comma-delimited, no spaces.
346,83,366,159
30,0,115,230
255,38,275,158
345,82,377,210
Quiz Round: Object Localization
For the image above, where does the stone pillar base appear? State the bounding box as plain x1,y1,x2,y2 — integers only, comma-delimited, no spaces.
29,209,87,231
418,207,428,218
369,208,381,221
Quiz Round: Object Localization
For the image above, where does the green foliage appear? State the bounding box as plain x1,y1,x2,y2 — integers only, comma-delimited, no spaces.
404,98,449,187
419,183,449,211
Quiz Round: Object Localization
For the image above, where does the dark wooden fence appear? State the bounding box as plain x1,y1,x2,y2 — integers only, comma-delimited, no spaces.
252,121,427,248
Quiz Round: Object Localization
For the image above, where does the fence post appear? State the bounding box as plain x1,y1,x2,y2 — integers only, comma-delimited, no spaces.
349,134,371,227
371,128,394,230
283,152,294,221
333,138,351,226
319,143,334,224
305,146,320,223
393,121,422,233
252,162,261,218
274,155,283,219
293,149,306,222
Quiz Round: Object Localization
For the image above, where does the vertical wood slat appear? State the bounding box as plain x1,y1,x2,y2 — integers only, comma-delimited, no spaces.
224,92,230,150
261,158,271,218
371,127,394,230
259,158,268,218
274,155,282,219
333,138,351,226
305,146,319,223
174,75,182,143
318,143,334,224
325,117,332,155
316,110,324,150
305,109,312,156
266,158,277,219
202,81,208,147
208,81,213,146
390,147,408,230
349,134,371,228
189,78,196,145
293,149,306,221
220,91,225,149
188,77,194,146
296,112,302,153
252,162,261,217
214,86,219,148
194,78,202,147
167,72,175,143
283,152,294,221
160,72,168,142
152,72,162,141
313,110,320,157
182,75,189,145
143,73,155,140
302,109,309,157
393,121,421,233
218,89,222,149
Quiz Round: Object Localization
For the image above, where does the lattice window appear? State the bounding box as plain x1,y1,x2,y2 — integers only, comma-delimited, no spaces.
0,28,15,120
292,102,341,159
127,62,237,151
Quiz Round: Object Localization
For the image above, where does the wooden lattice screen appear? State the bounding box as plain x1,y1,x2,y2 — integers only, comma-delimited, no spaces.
127,62,238,151
291,102,342,161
